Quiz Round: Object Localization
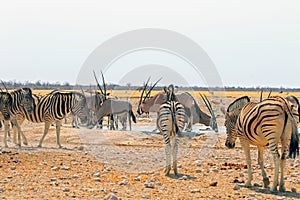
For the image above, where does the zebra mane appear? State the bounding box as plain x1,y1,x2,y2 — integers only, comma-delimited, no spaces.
227,96,250,112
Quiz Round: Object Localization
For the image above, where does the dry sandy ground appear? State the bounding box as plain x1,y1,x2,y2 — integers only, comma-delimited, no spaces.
0,118,299,200
0,95,300,199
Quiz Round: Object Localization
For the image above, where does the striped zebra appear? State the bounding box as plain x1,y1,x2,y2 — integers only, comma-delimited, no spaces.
0,88,34,147
225,96,299,192
13,90,89,148
157,84,185,176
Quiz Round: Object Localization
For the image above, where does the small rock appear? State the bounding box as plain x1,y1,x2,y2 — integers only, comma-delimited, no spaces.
209,181,218,187
141,195,150,199
291,188,297,193
103,193,120,200
234,191,240,195
0,188,5,192
177,164,182,168
180,175,188,180
233,185,240,190
134,176,141,181
10,166,16,170
72,174,78,179
190,189,201,193
50,178,57,181
94,178,101,182
150,178,156,182
93,171,101,177
78,146,84,151
194,160,202,166
248,193,256,197
126,161,133,165
13,160,19,163
144,181,155,188
239,173,244,177
63,188,70,192
119,179,128,185
195,169,202,173
51,166,58,171
60,165,70,170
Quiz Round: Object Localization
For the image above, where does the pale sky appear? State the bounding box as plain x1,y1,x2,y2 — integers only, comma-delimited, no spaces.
1,0,300,88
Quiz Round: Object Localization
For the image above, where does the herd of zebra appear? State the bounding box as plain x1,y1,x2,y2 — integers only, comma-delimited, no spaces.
0,76,300,192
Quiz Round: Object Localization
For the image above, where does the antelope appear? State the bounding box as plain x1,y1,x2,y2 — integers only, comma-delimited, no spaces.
88,71,136,131
137,78,218,132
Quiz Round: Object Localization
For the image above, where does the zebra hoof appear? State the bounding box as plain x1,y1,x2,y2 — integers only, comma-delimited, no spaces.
245,182,252,188
279,186,286,192
263,177,270,188
37,145,42,148
270,186,278,192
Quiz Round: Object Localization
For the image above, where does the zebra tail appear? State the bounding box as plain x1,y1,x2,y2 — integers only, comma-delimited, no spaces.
172,112,179,134
289,117,299,159
129,110,137,123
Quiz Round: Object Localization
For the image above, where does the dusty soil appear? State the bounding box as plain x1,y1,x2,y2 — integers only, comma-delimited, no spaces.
0,95,300,199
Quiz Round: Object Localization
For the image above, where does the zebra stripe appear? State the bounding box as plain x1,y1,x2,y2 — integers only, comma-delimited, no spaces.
225,96,299,192
0,88,34,147
157,85,185,176
15,91,89,148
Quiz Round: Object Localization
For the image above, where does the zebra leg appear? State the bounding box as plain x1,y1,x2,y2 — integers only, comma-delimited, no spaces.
241,140,252,187
271,151,280,192
38,122,51,148
55,121,62,148
3,120,10,147
258,147,270,188
165,140,171,176
172,136,179,176
279,138,289,192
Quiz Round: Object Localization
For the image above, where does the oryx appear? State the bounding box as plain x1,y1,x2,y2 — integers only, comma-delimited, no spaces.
88,71,136,131
137,78,218,132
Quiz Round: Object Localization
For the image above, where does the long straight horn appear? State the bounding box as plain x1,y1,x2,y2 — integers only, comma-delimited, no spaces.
267,90,272,98
138,77,151,106
93,70,104,95
101,71,107,100
200,93,213,116
260,89,263,102
1,80,8,92
144,77,162,100
80,86,85,95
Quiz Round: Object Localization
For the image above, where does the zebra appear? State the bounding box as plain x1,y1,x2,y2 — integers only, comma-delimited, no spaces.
157,84,185,176
13,90,89,148
224,96,299,192
0,88,34,147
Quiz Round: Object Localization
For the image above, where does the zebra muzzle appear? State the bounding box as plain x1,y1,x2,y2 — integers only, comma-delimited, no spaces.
225,141,235,149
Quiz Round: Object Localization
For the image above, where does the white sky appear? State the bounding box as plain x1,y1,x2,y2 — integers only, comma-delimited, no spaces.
1,0,300,88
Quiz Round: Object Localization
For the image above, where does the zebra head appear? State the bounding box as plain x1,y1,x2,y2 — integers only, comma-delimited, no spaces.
19,88,34,114
71,92,89,125
225,96,250,149
0,92,12,120
286,95,300,123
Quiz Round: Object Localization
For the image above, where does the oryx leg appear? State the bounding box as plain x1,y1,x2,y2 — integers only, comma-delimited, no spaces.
128,112,131,131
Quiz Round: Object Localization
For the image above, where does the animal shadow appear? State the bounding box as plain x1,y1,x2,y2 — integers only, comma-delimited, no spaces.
240,184,300,198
